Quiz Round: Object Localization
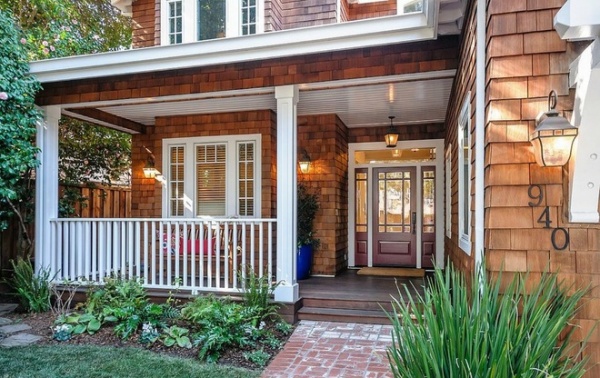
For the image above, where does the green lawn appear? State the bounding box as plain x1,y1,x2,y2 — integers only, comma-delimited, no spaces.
0,345,260,378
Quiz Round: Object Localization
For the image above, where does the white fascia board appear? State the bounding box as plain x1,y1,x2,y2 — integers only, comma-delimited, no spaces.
568,39,600,223
30,12,435,83
555,0,600,40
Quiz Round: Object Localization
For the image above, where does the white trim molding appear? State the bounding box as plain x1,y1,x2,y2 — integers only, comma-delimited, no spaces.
554,0,600,40
30,11,436,83
457,93,471,255
567,39,600,223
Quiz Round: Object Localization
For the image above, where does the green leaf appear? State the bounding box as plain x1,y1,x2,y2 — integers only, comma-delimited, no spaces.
177,336,192,349
163,338,176,347
87,319,101,333
72,324,86,334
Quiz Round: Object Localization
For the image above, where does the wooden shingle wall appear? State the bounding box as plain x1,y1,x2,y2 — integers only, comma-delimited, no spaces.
485,0,599,375
298,114,349,275
443,0,477,274
130,110,277,219
37,38,459,106
131,0,160,48
347,0,396,21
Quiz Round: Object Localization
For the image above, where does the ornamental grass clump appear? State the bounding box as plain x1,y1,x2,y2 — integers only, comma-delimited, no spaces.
387,264,590,378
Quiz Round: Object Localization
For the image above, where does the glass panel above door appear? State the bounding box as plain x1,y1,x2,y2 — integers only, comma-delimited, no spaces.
355,148,436,164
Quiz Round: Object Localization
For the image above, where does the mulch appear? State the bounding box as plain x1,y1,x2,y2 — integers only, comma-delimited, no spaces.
4,309,290,371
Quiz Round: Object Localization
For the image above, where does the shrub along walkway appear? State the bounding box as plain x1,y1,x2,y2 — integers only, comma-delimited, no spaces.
0,303,43,348
262,321,393,378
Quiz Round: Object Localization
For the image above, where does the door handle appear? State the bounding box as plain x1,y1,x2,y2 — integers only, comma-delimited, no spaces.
412,212,416,234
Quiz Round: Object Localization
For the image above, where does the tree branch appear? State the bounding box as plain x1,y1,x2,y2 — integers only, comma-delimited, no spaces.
6,198,32,250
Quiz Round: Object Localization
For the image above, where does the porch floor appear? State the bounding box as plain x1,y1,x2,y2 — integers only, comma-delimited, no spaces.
297,269,428,324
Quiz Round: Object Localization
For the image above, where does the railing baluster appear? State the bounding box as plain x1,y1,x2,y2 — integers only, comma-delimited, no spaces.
166,222,172,286
142,221,147,284
268,221,273,287
250,222,255,271
259,222,264,278
159,222,164,286
151,221,156,286
190,222,196,291
199,221,205,290
174,222,180,285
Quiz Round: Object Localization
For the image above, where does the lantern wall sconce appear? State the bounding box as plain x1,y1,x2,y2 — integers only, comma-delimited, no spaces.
385,116,399,148
142,147,161,179
530,90,578,167
299,149,311,174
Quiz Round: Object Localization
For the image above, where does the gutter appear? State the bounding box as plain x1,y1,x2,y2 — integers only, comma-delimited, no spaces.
474,0,485,269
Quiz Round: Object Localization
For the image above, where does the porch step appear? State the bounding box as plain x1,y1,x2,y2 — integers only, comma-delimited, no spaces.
297,306,391,325
301,297,393,312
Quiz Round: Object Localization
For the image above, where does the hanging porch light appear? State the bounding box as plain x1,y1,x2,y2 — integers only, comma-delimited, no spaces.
530,90,578,167
299,149,311,174
385,116,399,148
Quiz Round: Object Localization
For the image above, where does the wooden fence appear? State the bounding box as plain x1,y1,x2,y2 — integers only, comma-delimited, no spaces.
0,184,131,280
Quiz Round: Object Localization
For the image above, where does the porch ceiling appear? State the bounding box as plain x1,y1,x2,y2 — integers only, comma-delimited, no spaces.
67,71,454,131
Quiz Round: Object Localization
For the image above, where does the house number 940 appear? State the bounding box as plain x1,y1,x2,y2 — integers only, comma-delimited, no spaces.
527,185,570,250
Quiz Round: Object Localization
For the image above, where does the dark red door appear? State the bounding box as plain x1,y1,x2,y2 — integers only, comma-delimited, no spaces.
372,167,416,266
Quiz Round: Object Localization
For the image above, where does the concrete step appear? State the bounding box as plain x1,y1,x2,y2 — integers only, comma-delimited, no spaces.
0,303,18,316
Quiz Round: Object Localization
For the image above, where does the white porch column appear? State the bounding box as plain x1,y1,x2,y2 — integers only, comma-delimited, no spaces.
274,85,299,303
35,106,60,276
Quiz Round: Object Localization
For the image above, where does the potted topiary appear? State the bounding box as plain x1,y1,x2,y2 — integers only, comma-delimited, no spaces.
297,183,319,280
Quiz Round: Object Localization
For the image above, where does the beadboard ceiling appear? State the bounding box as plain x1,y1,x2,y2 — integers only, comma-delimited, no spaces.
96,74,453,129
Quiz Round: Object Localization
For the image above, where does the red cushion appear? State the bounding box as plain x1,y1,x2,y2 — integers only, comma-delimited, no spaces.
179,238,216,255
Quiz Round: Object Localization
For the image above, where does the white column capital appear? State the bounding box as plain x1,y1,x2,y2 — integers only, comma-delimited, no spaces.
275,85,299,103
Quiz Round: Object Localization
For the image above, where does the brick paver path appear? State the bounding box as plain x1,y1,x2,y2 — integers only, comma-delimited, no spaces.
262,321,394,378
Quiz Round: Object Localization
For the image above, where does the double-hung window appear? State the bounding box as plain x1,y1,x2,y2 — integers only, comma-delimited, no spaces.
163,135,261,218
161,0,263,45
457,94,471,253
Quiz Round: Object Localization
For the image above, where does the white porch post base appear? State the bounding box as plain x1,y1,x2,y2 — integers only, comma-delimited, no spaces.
274,283,299,303
35,106,60,276
274,85,299,303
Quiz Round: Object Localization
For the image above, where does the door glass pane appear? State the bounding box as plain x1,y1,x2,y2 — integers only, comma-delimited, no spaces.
355,171,367,232
423,168,435,233
378,169,412,233
198,0,226,41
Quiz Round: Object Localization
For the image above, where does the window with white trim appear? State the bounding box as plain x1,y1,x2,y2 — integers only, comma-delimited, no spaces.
164,135,261,218
161,0,263,45
445,145,451,239
457,95,471,253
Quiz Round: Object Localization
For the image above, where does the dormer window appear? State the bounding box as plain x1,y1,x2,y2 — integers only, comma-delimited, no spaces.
161,0,263,45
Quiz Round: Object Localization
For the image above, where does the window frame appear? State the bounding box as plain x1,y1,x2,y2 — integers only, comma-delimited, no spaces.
160,0,264,45
162,134,262,218
445,145,451,239
457,94,471,254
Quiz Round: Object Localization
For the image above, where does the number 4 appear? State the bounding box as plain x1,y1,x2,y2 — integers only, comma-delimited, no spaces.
537,206,552,229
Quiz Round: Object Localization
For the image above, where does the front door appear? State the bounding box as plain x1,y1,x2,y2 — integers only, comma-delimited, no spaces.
372,167,416,266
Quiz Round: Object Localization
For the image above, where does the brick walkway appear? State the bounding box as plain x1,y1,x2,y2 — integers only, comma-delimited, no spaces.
262,321,394,378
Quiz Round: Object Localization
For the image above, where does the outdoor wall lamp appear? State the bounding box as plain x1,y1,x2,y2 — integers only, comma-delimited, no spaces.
385,116,399,148
142,147,161,179
299,149,311,174
530,90,578,167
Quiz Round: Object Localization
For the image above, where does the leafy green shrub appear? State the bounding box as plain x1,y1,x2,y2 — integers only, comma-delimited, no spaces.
162,325,192,349
183,295,268,363
83,276,178,339
243,349,271,367
7,256,52,313
241,268,280,326
387,264,590,378
57,313,101,335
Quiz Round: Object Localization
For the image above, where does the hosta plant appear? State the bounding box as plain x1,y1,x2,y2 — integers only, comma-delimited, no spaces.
387,264,590,378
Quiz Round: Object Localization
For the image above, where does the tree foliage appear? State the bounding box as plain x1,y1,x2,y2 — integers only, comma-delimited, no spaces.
0,0,133,219
0,10,41,239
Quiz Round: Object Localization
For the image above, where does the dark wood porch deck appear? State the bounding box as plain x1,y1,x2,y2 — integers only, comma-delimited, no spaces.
297,269,428,324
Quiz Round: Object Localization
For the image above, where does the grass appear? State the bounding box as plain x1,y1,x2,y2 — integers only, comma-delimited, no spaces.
0,345,260,378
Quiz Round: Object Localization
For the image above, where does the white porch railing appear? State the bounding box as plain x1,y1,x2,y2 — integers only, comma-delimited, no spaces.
46,218,276,293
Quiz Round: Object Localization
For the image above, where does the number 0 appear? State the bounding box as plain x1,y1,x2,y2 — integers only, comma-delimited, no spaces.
551,228,570,251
